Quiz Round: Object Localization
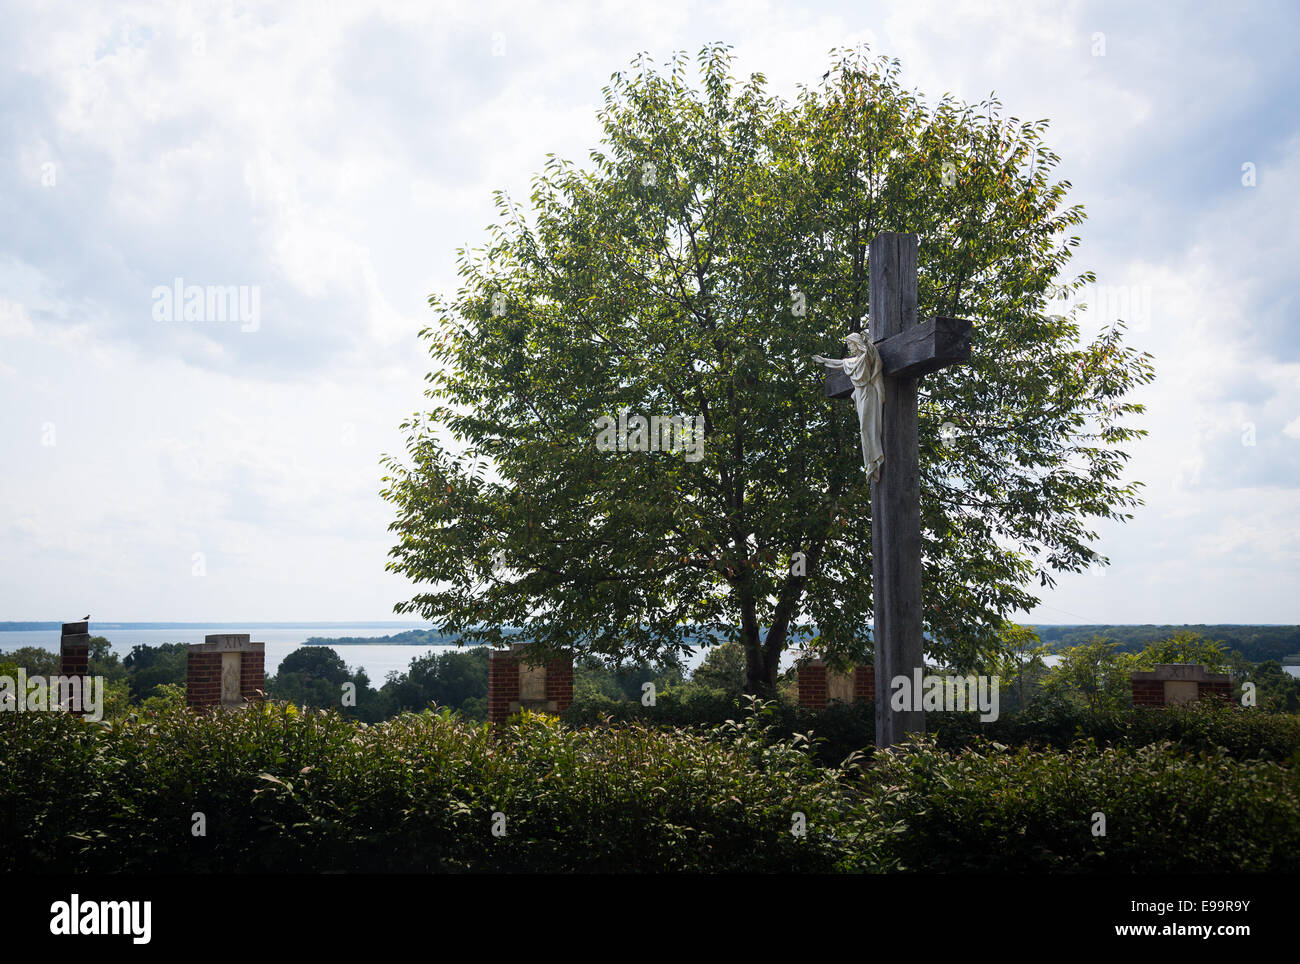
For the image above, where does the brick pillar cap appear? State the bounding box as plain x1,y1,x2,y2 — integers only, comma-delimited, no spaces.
490,642,571,660
1132,664,1228,683
191,636,264,653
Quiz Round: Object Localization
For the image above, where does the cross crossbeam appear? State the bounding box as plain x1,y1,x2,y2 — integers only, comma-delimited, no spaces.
824,317,972,398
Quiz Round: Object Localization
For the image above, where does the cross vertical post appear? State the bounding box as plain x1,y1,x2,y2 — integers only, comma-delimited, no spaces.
869,232,925,747
818,231,971,747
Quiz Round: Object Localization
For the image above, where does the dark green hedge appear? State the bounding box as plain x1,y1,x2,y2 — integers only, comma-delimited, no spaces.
562,690,877,767
2,703,1297,873
932,698,1300,764
0,705,867,873
869,738,1300,872
566,692,1300,765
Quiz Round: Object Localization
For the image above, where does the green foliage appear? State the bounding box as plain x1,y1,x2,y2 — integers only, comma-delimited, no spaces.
565,690,874,769
1031,624,1300,664
983,622,1049,714
0,646,60,676
568,687,1300,766
0,645,129,721
380,646,490,716
1035,631,1243,713
1240,661,1300,713
692,639,746,698
87,636,126,682
99,677,133,721
140,682,187,715
930,699,1300,763
573,659,624,702
1130,630,1229,673
0,702,869,872
303,628,474,646
1040,638,1136,712
123,642,188,702
380,44,1154,692
571,655,686,704
2,701,1292,873
563,687,741,730
457,695,488,721
869,737,1300,872
267,647,388,723
277,646,352,685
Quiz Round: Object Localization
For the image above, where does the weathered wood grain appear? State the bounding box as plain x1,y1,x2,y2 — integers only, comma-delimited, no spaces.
869,232,927,748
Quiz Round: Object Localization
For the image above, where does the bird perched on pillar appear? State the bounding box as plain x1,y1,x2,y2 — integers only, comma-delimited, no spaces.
82,614,90,621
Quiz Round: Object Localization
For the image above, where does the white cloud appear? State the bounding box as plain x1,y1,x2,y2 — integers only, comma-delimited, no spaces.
0,300,35,338
1,0,1297,623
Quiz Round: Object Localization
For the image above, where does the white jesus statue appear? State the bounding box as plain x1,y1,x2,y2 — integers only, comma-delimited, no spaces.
813,331,885,483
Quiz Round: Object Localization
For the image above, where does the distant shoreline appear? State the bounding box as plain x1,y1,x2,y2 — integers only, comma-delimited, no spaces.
304,629,506,646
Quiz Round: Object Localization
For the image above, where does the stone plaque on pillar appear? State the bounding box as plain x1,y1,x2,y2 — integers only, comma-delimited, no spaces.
221,651,243,707
187,634,265,710
519,659,548,703
826,669,855,704
488,642,574,725
796,658,875,710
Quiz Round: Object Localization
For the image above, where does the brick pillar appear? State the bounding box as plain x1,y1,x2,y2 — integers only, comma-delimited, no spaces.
854,664,876,701
797,660,827,710
1198,679,1234,704
488,649,521,726
488,643,572,725
799,660,876,709
187,650,222,709
187,634,265,710
1131,678,1165,707
1132,664,1233,708
545,654,574,713
59,621,91,715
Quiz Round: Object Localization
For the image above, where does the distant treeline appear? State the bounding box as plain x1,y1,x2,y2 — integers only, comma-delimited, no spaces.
1030,625,1300,663
304,628,472,646
304,627,549,647
303,626,732,647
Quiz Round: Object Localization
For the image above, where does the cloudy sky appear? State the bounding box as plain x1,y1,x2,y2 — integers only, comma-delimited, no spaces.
1,0,1297,625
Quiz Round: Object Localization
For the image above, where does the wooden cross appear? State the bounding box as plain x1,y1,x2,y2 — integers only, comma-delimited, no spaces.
822,232,973,748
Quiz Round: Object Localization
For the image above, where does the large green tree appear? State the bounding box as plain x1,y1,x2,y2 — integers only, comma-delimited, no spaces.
381,45,1154,694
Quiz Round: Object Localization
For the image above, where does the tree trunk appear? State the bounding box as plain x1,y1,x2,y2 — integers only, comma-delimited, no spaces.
738,547,808,697
742,615,791,697
743,638,779,697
